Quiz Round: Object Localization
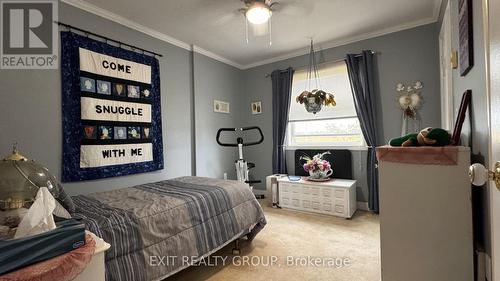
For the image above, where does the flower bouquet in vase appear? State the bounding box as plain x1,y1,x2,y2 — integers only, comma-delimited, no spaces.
300,151,333,181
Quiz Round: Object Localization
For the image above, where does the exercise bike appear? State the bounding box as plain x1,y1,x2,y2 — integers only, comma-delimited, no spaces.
216,126,264,198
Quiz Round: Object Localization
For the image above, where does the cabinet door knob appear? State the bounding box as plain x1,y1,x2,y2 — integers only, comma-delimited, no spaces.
469,162,500,190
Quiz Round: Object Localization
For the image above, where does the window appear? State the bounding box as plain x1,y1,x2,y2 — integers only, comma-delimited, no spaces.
286,61,365,148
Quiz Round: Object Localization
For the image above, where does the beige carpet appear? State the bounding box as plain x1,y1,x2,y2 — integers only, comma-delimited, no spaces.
168,200,380,281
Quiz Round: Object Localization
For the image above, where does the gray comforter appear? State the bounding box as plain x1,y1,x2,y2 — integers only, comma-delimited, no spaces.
71,176,266,281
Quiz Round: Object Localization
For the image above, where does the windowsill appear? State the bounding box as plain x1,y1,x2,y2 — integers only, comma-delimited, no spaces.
284,146,368,151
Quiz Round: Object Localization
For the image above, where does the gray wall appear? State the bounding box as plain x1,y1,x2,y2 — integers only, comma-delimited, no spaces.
240,23,441,202
441,0,490,256
193,53,242,179
0,3,241,196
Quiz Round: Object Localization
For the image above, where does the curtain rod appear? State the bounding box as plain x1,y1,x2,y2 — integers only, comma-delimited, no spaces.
265,50,378,78
55,21,163,58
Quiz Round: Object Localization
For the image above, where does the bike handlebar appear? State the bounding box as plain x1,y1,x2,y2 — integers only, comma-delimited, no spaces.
216,126,264,147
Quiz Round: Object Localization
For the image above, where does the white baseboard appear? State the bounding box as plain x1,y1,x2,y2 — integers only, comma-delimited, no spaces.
357,201,369,211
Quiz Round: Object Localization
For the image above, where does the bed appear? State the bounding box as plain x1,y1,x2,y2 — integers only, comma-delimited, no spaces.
70,176,267,281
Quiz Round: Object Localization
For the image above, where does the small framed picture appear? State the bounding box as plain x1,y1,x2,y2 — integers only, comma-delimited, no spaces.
114,126,127,139
142,127,151,139
96,80,111,95
127,85,140,98
458,0,474,76
80,77,95,92
214,100,230,114
451,90,472,145
112,83,127,96
98,125,113,140
251,101,262,115
141,87,151,99
127,126,141,139
83,125,97,139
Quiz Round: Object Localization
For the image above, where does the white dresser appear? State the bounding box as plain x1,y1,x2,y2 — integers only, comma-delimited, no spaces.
378,146,473,281
277,177,357,218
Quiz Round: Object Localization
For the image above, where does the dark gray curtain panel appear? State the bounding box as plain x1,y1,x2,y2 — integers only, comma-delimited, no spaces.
346,51,379,213
271,67,294,174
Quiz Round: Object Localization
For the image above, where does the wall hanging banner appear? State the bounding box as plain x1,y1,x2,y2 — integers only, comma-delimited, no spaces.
61,31,163,182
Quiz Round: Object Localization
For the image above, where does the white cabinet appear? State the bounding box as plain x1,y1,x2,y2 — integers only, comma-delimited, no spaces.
74,232,110,281
277,178,357,218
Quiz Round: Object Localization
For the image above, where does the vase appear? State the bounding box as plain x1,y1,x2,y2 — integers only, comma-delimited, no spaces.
309,169,333,179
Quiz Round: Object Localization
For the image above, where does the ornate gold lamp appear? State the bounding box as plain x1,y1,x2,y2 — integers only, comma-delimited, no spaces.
0,144,59,210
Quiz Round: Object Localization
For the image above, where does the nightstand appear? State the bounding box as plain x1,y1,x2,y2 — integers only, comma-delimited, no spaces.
74,231,110,281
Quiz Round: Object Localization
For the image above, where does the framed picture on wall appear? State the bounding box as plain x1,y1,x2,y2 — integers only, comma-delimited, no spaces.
458,0,474,76
251,101,262,115
214,100,230,114
451,90,472,145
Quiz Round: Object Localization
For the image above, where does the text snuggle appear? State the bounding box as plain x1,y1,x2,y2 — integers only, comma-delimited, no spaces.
95,105,143,116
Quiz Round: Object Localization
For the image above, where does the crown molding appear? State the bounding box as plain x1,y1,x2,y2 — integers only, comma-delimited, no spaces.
192,46,244,69
240,0,442,69
240,17,439,69
61,0,190,50
62,0,442,71
60,0,244,69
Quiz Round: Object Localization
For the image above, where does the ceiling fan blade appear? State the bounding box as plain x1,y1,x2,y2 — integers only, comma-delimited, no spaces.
212,11,242,26
271,1,313,16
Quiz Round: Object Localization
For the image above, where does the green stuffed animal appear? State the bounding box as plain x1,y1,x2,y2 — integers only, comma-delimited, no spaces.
389,133,418,147
389,127,451,147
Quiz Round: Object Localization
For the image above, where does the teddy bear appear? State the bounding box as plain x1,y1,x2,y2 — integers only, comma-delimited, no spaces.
389,127,451,147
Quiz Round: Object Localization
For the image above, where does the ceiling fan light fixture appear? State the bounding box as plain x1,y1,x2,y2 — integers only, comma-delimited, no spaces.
246,3,272,24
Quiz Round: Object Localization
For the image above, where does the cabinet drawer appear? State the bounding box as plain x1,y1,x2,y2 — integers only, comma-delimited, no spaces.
291,198,300,207
312,201,321,210
302,199,311,209
281,197,290,205
322,188,332,197
281,191,290,200
310,187,320,196
291,193,301,200
334,198,345,206
322,202,333,212
281,183,291,193
302,185,311,194
291,184,301,193
334,204,345,215
334,189,346,199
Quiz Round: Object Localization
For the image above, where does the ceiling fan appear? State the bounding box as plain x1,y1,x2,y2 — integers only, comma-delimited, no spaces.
239,0,276,45
239,0,276,25
213,0,311,45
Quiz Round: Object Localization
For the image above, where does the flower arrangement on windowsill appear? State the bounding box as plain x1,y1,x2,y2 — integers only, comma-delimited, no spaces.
300,151,333,180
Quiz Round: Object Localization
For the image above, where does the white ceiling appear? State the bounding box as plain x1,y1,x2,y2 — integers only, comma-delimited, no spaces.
63,0,442,69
